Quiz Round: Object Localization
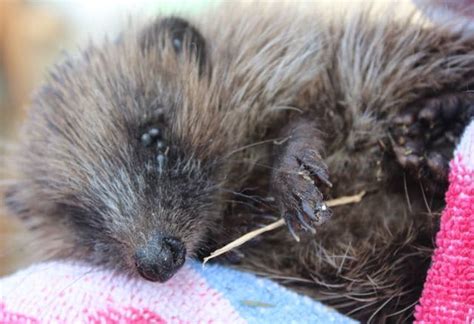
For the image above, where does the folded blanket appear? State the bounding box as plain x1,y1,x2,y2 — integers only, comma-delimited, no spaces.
0,260,355,323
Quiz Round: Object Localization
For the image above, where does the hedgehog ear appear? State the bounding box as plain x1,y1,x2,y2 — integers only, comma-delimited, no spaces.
140,17,207,72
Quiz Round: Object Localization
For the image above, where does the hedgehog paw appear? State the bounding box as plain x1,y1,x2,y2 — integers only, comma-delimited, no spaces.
391,92,474,191
271,146,332,241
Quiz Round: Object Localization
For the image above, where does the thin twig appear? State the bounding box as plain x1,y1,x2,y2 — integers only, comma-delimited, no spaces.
203,191,366,264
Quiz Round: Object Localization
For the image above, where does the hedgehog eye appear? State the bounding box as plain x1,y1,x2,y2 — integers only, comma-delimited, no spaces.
140,127,162,147
140,127,168,174
140,127,161,147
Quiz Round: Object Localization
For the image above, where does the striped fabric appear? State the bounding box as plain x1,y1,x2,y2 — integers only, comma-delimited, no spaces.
415,121,474,323
0,261,355,323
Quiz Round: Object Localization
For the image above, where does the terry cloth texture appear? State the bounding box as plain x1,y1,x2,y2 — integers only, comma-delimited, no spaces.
0,260,356,323
414,120,474,323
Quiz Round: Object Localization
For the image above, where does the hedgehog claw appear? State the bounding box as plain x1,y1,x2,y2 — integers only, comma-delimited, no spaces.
284,214,300,242
272,144,332,239
302,201,316,220
296,210,315,233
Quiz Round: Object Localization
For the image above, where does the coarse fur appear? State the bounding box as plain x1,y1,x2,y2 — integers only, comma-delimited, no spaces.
3,2,474,322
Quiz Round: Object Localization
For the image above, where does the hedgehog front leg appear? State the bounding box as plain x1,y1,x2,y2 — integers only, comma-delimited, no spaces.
270,118,333,240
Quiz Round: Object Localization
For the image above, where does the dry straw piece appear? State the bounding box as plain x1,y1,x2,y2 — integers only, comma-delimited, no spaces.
204,191,366,264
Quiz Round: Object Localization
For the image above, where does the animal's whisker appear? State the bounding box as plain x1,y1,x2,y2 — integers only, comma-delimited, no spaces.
224,138,287,159
219,188,273,208
367,294,397,324
419,181,433,216
222,199,268,212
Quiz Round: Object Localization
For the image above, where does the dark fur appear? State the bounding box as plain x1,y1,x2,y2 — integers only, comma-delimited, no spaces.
4,3,474,322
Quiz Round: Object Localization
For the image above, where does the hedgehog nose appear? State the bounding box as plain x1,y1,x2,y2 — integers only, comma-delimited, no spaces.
134,236,186,282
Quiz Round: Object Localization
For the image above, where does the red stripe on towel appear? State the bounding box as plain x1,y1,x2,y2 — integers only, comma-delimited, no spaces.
415,157,474,323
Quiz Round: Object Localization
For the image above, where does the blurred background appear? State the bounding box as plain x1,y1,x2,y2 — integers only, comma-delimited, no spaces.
0,0,217,276
0,0,215,139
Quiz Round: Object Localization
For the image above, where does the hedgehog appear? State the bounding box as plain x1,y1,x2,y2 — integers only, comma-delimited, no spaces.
3,2,474,322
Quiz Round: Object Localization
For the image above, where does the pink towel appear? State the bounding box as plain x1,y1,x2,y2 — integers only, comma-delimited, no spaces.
0,260,354,323
412,2,474,322
414,120,474,323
